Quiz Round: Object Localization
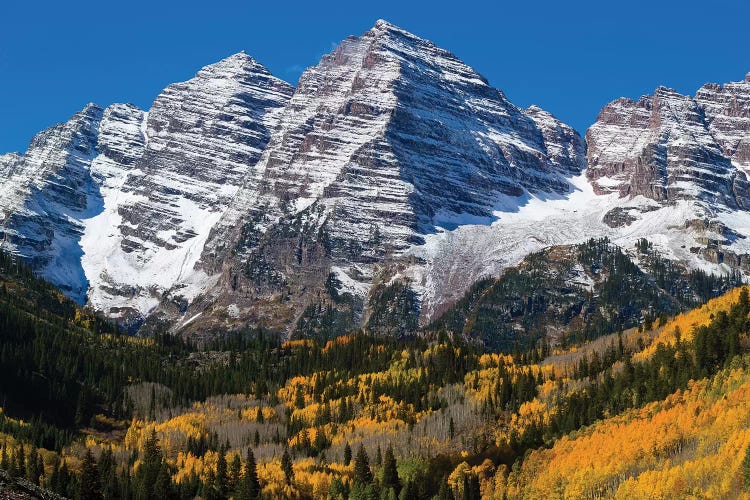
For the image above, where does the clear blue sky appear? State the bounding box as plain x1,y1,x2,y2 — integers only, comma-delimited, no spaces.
2,0,749,154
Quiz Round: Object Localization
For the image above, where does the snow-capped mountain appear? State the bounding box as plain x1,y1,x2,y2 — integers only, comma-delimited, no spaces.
82,53,293,326
178,19,586,333
1,20,749,338
1,53,293,327
407,73,750,320
0,104,103,302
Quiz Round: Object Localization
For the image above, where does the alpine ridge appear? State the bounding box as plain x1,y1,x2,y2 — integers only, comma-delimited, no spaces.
1,20,749,340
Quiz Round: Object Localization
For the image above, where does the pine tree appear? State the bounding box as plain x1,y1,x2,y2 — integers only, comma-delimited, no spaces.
79,449,103,500
26,448,43,485
343,442,352,466
294,386,305,409
215,445,229,495
436,477,452,500
238,448,260,499
281,447,294,484
256,406,264,423
382,444,400,494
15,443,25,480
399,480,418,500
229,453,242,492
353,444,373,484
153,460,174,498
134,428,162,499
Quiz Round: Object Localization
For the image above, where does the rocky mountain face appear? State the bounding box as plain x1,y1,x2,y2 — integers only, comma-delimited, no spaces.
0,54,293,328
82,53,293,327
1,20,749,345
586,75,750,207
427,238,741,350
0,104,103,302
167,19,586,335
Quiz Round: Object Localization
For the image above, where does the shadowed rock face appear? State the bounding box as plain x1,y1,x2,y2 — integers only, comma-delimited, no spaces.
0,104,103,302
0,55,293,326
586,75,750,209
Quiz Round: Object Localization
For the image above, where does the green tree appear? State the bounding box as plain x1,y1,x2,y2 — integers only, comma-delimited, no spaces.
281,447,294,484
0,444,8,471
215,446,228,495
229,452,242,492
436,477,452,500
134,428,162,499
79,449,103,500
743,443,750,491
153,460,174,498
353,444,373,484
238,448,261,500
343,442,352,466
381,444,400,494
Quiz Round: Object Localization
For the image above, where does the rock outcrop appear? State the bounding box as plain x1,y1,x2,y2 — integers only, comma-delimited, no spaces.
586,75,750,209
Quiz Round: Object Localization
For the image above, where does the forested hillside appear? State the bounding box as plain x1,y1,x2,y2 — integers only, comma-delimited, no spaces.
1,250,750,498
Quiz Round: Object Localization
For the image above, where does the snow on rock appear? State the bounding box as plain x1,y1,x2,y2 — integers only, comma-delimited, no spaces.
0,55,293,327
82,53,293,325
1,19,749,335
200,19,588,325
0,104,103,302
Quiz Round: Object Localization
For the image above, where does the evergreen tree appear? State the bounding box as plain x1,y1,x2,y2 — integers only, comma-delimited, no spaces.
281,447,294,484
14,443,25,479
329,477,349,499
215,446,228,495
343,442,352,466
229,452,242,492
294,386,305,409
353,444,373,484
79,449,103,500
154,460,174,498
0,443,8,471
436,477,452,500
134,428,162,499
399,480,418,500
26,447,43,485
238,448,261,500
382,444,400,494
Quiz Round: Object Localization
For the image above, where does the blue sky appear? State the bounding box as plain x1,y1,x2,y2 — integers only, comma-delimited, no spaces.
1,0,749,153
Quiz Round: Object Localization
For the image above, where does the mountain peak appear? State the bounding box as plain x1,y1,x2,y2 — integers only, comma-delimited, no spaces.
372,19,403,32
745,71,750,83
210,51,263,71
368,18,424,43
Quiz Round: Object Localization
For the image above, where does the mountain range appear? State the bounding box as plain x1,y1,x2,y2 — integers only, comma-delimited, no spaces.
1,19,749,340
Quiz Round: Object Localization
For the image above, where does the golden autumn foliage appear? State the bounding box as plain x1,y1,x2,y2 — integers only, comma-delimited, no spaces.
635,286,750,362
501,356,750,499
6,282,750,499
